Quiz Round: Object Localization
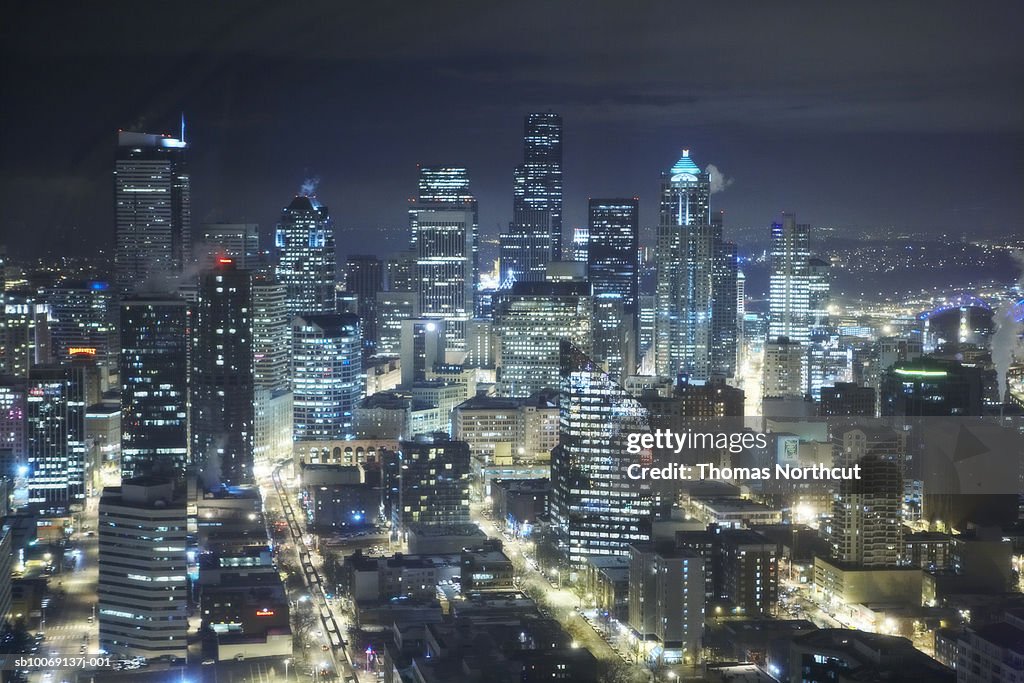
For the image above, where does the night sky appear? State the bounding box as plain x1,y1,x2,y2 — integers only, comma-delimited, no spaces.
2,1,1023,259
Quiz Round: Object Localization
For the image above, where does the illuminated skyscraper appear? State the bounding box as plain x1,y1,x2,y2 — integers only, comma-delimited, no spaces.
408,166,478,349
196,223,260,270
119,298,189,480
494,282,592,397
98,478,188,660
25,365,85,513
252,272,293,465
192,259,254,486
292,313,363,441
710,230,739,379
114,131,191,294
45,281,116,368
655,150,713,379
275,195,336,316
500,112,564,282
768,212,812,344
588,198,639,380
550,341,653,565
517,112,563,258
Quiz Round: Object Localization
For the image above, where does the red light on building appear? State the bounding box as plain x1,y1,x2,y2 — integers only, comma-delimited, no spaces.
256,609,275,617
217,257,234,265
69,347,98,357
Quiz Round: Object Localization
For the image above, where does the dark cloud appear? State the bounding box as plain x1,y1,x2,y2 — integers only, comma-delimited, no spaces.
0,1,1022,257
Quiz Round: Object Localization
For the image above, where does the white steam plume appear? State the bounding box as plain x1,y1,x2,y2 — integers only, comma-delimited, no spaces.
991,250,1024,402
299,175,320,197
706,164,734,194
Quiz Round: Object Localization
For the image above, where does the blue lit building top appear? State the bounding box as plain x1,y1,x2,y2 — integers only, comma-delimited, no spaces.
669,149,702,177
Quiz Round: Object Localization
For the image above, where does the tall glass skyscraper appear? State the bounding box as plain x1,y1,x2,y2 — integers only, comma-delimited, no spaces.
656,150,712,379
588,198,639,380
549,341,653,566
408,166,478,349
292,313,363,441
768,212,812,345
25,365,86,513
345,255,384,355
119,298,189,480
275,195,336,316
192,259,255,486
500,112,563,283
114,131,191,295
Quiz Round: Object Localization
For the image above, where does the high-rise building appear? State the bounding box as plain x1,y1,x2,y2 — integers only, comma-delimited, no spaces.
408,166,478,349
345,255,384,355
517,112,563,259
192,260,254,486
768,212,811,345
45,281,116,369
720,529,778,616
589,198,640,312
710,233,739,378
114,131,191,294
494,282,592,397
500,112,564,282
98,478,188,660
571,226,589,263
763,337,805,399
400,319,446,386
292,314,363,441
627,543,704,664
550,341,654,565
252,272,293,466
25,365,85,512
655,150,735,380
275,195,336,315
828,425,905,567
381,434,471,532
1,292,51,378
375,291,420,357
588,198,639,380
819,383,876,417
880,359,984,417
119,298,189,480
196,223,260,270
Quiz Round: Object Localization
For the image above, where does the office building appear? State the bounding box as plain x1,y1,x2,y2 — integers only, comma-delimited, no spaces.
192,260,254,486
880,359,984,417
819,383,876,417
292,314,363,441
114,131,191,294
275,195,336,315
196,223,260,270
98,478,188,660
550,341,653,565
655,150,735,380
252,273,293,466
494,281,592,397
763,337,805,399
375,291,420,357
120,298,189,480
588,198,639,379
768,212,811,345
345,255,384,355
408,166,478,349
627,543,704,664
501,112,564,282
25,365,85,512
400,319,446,386
44,281,116,368
1,292,50,378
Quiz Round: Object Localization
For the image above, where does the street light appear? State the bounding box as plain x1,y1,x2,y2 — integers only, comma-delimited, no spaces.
284,657,291,681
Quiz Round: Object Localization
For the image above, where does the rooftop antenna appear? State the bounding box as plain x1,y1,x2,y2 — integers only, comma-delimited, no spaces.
180,112,186,144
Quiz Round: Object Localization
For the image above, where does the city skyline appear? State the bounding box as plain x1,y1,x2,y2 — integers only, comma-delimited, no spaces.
1,2,1022,257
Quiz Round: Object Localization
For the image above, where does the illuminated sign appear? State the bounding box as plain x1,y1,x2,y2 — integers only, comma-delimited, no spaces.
893,368,947,378
256,609,275,617
69,347,98,357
